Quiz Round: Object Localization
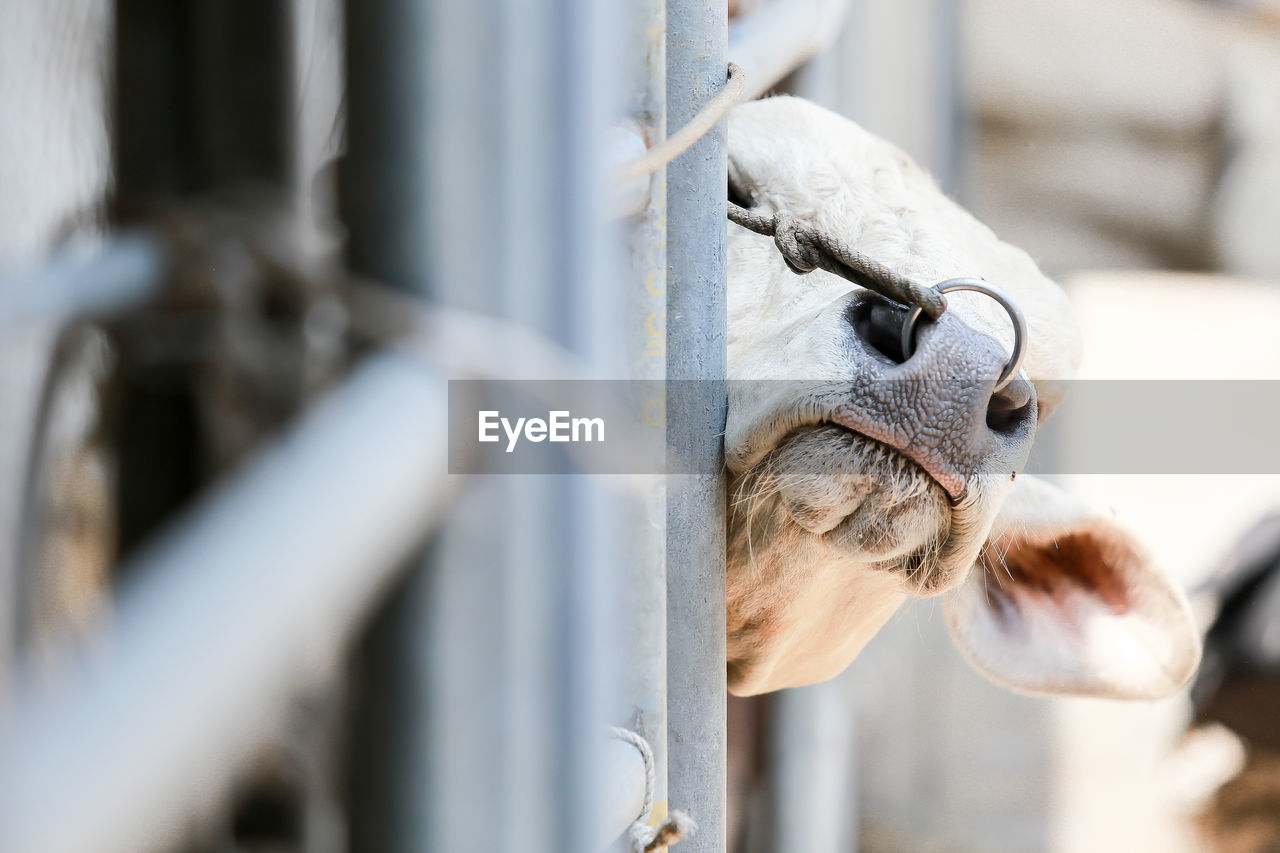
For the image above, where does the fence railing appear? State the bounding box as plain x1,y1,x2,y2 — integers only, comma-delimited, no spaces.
0,0,867,851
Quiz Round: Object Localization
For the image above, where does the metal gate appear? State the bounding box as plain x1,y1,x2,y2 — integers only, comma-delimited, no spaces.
0,0,953,850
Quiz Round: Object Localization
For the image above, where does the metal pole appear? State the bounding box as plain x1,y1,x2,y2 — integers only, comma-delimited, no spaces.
934,0,962,196
340,0,465,848
109,0,300,565
338,0,432,295
114,0,295,205
0,236,164,326
0,236,164,686
768,682,860,853
728,0,850,101
666,0,728,849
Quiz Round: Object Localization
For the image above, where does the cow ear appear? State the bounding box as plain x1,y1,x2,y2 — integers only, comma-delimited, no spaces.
943,476,1201,700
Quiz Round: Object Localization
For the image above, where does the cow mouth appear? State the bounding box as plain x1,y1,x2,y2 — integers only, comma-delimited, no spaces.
734,419,993,595
826,410,971,500
733,423,948,570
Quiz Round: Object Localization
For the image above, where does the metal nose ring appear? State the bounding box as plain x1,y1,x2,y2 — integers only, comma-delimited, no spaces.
899,277,1028,393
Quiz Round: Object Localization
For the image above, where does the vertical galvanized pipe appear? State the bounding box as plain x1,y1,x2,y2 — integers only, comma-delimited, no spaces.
111,0,298,569
339,0,434,295
115,0,294,204
934,0,962,196
768,682,860,853
665,1,728,850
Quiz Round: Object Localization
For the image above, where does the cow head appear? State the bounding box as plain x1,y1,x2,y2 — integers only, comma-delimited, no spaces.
724,96,1200,699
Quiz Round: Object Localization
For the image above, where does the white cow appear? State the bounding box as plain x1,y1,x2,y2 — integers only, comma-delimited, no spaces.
723,96,1201,700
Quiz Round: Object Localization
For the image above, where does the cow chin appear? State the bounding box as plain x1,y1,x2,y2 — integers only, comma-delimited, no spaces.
729,424,982,596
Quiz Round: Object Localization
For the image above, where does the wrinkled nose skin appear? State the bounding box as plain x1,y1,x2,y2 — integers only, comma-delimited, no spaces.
834,295,1038,499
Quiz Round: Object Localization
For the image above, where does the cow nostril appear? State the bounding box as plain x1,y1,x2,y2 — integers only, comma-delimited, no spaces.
728,174,755,209
986,390,1034,435
847,297,909,365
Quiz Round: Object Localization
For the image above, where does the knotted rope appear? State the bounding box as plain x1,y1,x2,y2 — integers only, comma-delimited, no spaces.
609,726,696,852
727,200,948,320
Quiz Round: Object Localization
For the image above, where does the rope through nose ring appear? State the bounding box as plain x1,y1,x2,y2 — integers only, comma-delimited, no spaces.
727,201,948,319
726,203,1029,390
900,278,1028,392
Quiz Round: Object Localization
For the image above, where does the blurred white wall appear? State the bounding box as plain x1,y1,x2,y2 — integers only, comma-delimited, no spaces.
963,0,1280,280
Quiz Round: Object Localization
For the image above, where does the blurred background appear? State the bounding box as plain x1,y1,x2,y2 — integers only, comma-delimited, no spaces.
3,0,1280,852
749,1,1280,851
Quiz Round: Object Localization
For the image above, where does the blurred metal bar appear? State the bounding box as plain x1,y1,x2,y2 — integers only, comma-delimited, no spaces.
934,0,962,195
0,235,165,326
114,0,295,203
769,683,860,853
0,319,61,699
0,352,450,853
729,0,850,101
835,0,958,190
339,0,452,847
666,0,729,850
339,0,432,294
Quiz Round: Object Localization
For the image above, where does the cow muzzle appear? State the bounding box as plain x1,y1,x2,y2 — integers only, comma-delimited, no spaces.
837,291,1038,500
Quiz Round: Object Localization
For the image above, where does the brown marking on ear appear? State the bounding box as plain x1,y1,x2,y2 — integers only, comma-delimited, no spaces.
983,532,1132,615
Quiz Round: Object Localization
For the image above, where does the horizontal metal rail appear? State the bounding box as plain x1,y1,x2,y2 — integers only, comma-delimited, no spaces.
0,351,453,853
729,0,850,100
0,234,165,326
